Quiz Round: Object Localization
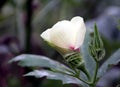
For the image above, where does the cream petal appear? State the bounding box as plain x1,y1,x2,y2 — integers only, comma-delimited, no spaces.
50,20,76,49
71,16,84,32
75,23,86,49
71,16,86,49
40,29,51,43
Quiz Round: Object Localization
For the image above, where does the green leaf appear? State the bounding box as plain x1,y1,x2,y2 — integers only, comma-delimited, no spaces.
9,54,74,74
24,70,83,85
98,48,120,77
81,29,95,76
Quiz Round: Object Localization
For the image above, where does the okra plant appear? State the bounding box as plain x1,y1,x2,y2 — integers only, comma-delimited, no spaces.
9,16,120,87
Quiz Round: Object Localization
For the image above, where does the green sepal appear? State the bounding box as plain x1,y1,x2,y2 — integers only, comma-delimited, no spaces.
63,51,84,69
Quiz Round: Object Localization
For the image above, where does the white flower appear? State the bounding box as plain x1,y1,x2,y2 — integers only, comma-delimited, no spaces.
40,16,86,52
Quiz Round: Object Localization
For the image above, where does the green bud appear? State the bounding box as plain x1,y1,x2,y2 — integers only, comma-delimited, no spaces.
89,23,105,61
63,51,84,70
94,24,103,48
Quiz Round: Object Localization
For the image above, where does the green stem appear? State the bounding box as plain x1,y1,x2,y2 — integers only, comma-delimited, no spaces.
71,67,91,85
74,67,92,85
82,67,91,81
79,64,91,81
91,61,99,87
77,76,91,85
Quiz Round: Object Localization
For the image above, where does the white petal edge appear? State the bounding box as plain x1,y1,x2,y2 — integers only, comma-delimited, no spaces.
71,16,83,24
40,29,51,43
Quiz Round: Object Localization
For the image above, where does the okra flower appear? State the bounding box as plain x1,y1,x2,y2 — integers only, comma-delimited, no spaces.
40,16,86,54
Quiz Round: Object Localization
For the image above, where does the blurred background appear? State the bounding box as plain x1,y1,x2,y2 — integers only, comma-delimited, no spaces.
0,0,120,87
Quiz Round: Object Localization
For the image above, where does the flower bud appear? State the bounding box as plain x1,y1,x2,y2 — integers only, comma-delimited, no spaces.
63,51,84,69
89,24,105,61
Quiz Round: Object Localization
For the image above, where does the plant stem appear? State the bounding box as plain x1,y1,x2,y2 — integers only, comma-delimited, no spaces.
91,61,99,87
82,67,91,81
77,76,91,85
79,64,91,81
74,68,92,85
71,67,91,85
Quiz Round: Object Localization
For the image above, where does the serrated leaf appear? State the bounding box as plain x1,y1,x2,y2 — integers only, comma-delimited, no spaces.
98,48,120,77
9,54,74,74
24,70,83,85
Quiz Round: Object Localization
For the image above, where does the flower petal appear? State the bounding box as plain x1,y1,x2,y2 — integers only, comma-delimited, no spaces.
50,20,76,49
41,29,51,43
71,16,86,49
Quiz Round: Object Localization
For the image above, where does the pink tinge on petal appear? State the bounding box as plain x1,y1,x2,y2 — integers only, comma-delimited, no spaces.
69,46,80,52
69,46,75,50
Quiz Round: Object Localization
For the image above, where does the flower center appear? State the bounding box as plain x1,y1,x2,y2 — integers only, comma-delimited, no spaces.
69,46,80,52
